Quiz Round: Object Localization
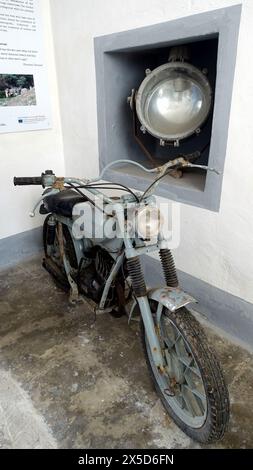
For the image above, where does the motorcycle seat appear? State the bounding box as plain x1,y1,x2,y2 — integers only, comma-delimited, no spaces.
44,189,88,218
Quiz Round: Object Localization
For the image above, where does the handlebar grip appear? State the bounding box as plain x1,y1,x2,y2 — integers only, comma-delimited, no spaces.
13,176,42,186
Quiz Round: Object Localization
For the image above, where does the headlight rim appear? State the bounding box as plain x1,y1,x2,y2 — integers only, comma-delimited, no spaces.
135,61,212,142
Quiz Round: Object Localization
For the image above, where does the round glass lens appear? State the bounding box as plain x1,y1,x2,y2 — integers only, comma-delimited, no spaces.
144,74,207,138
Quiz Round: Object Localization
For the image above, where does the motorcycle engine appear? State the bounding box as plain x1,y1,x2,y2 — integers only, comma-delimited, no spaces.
78,247,117,307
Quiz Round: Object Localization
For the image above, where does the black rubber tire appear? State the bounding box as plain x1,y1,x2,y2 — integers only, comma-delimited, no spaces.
140,306,230,443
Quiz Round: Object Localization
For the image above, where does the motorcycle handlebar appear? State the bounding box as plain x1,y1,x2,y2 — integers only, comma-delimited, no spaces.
13,176,43,186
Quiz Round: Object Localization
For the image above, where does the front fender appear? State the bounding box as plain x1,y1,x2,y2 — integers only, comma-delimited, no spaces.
147,287,197,313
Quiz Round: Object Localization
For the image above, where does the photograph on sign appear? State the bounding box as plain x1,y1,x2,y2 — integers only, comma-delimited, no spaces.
0,74,36,107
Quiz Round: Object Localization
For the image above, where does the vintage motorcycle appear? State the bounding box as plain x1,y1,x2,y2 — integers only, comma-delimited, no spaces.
14,156,229,443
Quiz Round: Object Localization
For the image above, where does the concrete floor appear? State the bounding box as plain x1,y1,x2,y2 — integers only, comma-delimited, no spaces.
0,256,252,449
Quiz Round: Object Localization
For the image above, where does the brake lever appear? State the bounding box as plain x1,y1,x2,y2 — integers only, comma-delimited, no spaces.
185,163,221,175
29,189,59,217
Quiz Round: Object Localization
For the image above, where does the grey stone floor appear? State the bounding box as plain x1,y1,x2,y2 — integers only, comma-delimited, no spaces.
0,256,252,449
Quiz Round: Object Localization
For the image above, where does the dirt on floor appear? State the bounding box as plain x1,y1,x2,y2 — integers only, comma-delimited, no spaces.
0,256,252,449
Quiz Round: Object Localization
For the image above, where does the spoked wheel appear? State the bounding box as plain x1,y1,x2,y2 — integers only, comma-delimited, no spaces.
140,305,230,443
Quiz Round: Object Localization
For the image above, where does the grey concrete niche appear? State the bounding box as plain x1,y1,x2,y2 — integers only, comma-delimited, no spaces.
94,5,241,211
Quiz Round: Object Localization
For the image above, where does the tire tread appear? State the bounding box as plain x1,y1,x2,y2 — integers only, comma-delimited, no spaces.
140,307,229,443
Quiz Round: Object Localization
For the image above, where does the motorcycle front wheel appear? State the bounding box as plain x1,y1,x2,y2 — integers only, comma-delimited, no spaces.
140,306,230,443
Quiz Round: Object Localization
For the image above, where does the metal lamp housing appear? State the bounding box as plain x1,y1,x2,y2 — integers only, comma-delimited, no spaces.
135,62,212,144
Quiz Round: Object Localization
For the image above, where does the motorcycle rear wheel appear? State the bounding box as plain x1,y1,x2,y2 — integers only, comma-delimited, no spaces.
140,306,229,443
43,215,78,291
43,215,77,267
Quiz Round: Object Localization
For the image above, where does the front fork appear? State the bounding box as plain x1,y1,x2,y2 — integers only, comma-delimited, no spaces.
137,295,165,371
126,254,165,371
123,225,179,372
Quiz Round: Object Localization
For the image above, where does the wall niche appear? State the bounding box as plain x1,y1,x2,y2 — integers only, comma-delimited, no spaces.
94,6,241,211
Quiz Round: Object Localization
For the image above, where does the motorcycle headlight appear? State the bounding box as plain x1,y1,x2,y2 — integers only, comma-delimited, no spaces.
136,205,163,240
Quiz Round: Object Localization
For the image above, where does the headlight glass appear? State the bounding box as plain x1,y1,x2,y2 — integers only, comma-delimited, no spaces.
136,62,212,142
146,75,204,136
136,205,163,240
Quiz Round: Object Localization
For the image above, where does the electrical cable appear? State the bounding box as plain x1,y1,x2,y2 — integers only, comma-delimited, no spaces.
141,167,179,200
65,182,96,207
73,182,140,202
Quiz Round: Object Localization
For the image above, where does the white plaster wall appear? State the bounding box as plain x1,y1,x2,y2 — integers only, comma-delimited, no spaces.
0,0,65,240
50,0,253,304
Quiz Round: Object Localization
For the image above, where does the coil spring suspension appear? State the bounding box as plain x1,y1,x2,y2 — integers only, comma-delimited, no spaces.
159,249,178,287
46,217,56,246
127,257,147,297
